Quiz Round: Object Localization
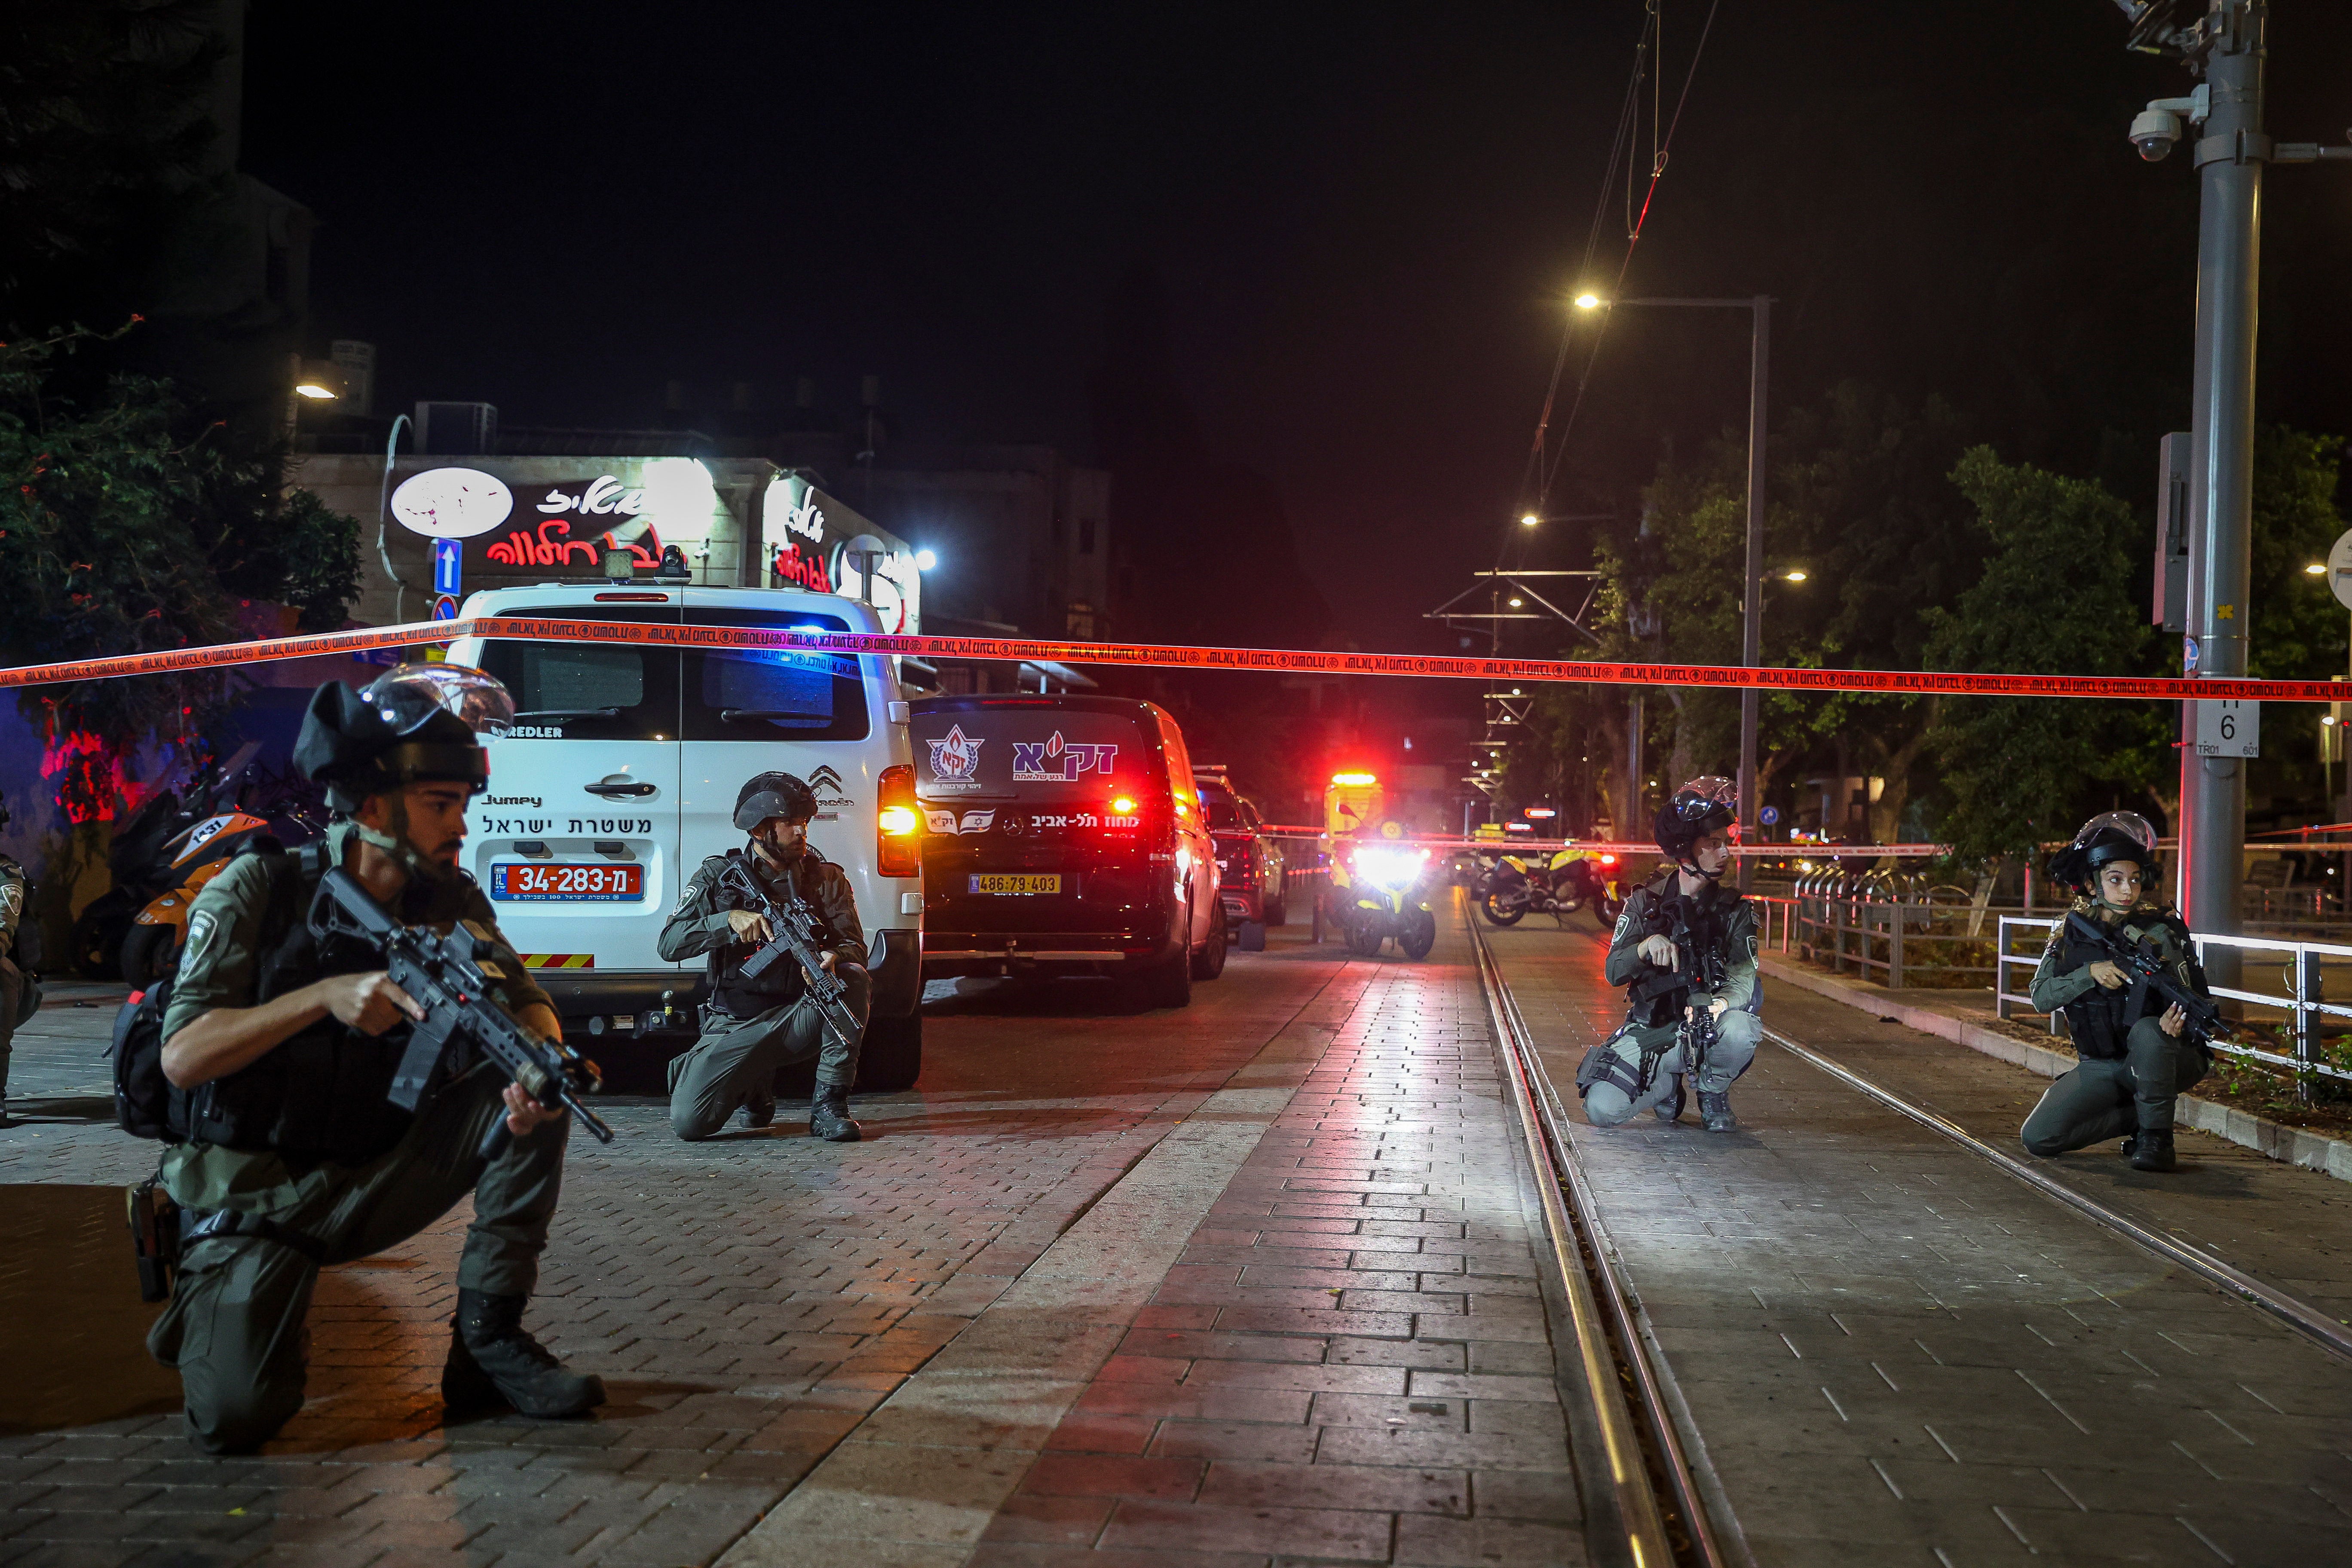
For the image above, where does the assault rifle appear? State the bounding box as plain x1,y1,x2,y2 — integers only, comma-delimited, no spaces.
1623,887,1732,1081
309,867,616,1160
716,856,864,1057
1624,888,1729,1019
2061,911,2235,1043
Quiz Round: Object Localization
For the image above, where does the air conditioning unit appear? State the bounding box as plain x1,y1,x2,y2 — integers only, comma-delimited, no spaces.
415,401,498,455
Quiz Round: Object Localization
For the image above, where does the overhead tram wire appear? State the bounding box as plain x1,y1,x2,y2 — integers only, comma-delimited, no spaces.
1518,0,1726,533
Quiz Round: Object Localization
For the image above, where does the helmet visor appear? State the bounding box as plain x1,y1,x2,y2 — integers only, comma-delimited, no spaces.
2073,811,2158,857
362,663,516,739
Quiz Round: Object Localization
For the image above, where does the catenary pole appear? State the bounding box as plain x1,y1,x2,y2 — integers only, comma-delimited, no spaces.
2179,2,2265,965
1737,297,1770,891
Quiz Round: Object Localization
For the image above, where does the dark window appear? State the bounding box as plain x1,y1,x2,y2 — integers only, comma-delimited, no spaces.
475,604,684,741
681,609,871,741
1078,517,1096,554
477,643,680,741
1200,785,1240,830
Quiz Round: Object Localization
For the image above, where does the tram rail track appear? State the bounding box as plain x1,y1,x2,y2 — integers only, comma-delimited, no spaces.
1466,895,2352,1568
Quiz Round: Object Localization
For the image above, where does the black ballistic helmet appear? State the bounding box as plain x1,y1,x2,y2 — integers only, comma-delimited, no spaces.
734,770,819,831
2047,810,2160,891
294,664,513,812
1655,775,1738,868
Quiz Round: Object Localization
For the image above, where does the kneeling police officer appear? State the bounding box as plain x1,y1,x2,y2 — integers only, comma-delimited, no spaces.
149,668,602,1455
2023,812,2210,1173
1580,778,1761,1131
658,772,872,1142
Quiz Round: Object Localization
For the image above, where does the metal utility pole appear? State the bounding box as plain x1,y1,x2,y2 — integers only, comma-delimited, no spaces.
1736,297,1771,892
2127,0,2350,948
2177,4,2263,951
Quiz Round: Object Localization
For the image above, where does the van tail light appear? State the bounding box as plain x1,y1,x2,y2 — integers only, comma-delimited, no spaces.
877,764,921,876
1599,854,1617,866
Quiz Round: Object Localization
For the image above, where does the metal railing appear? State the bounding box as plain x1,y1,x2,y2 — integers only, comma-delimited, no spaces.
1791,893,2003,989
1994,913,2352,1099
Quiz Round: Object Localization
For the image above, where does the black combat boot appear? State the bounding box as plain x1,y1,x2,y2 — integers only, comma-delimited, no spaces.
2129,1127,2178,1173
739,1083,776,1129
443,1288,605,1418
1655,1077,1685,1123
809,1083,861,1142
1697,1090,1738,1133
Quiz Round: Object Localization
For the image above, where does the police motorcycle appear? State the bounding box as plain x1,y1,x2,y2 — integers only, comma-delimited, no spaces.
1480,844,1624,929
70,744,288,979
1329,823,1439,960
118,760,328,987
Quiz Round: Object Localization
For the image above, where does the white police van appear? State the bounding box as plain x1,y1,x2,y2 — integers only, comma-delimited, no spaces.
443,583,925,1090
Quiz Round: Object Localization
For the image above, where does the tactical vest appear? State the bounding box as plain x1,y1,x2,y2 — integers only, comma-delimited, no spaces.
178,839,422,1162
707,848,845,1018
1623,874,1740,1028
2055,908,2188,1061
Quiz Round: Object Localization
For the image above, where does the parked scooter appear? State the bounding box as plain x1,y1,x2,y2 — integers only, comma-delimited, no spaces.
1329,834,1438,960
117,757,325,986
1481,845,1624,929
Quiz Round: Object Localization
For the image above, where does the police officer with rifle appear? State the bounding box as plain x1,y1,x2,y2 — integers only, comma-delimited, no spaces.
1579,778,1762,1131
142,667,605,1454
658,772,872,1142
2024,812,2214,1173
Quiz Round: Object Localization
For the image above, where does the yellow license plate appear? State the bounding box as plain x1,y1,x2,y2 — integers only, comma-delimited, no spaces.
970,873,1062,896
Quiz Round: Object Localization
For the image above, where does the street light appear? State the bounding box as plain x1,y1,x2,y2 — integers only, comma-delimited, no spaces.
1576,291,1773,890
1520,512,1541,527
1783,569,1809,582
915,548,937,571
2307,562,2327,575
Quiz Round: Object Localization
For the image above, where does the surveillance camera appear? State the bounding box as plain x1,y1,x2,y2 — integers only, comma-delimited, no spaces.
2129,107,2183,161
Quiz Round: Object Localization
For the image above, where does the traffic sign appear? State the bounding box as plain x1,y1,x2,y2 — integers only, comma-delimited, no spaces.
1759,805,1780,827
432,594,460,621
2330,529,2352,610
433,538,464,596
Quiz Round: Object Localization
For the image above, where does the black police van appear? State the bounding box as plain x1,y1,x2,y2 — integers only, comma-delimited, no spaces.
910,695,1228,1007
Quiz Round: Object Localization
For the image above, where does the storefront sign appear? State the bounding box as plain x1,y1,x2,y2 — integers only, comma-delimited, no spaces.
484,521,667,569
389,468,514,538
536,474,646,520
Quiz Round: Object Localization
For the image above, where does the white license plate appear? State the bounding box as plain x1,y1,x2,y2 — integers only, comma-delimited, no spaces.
491,863,646,901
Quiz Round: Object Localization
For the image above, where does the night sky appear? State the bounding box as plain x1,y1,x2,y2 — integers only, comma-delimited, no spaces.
243,1,2352,652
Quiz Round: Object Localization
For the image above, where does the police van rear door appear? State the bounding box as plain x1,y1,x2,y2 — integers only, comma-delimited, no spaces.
464,594,685,980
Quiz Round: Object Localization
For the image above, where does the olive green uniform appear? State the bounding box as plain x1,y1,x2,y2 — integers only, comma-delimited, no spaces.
146,824,568,1454
657,848,869,1140
1584,875,1762,1127
2022,902,2209,1156
0,855,25,1102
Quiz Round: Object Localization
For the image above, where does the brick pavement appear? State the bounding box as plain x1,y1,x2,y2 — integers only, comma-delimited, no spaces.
1489,919,2352,1567
958,917,1588,1568
0,938,1393,1568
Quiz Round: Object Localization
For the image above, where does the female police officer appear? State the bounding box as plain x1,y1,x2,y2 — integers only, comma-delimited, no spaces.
2023,811,2210,1173
150,667,601,1453
1580,777,1761,1131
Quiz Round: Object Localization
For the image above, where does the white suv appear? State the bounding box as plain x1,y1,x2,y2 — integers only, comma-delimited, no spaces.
444,582,925,1090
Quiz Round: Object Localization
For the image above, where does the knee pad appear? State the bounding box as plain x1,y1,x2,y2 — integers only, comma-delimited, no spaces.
1574,1040,1647,1103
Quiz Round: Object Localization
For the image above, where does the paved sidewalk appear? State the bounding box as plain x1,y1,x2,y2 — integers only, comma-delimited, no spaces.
0,941,1349,1566
1488,919,2352,1567
1,922,1588,1567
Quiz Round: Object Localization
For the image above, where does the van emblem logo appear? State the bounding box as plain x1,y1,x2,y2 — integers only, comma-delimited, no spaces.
927,725,983,784
808,766,845,792
1012,732,1117,783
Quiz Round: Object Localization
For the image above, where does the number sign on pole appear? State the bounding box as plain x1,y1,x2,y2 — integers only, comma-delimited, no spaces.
2196,698,2260,760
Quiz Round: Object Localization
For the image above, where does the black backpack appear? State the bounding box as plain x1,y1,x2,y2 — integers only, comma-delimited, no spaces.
111,837,322,1141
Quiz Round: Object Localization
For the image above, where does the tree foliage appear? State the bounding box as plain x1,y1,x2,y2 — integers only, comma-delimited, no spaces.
1920,447,2171,860
0,327,361,817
